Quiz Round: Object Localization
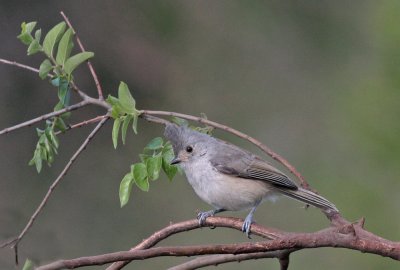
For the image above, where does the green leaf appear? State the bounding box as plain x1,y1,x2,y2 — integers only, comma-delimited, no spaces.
106,95,123,119
54,117,68,132
110,106,122,119
57,78,70,106
162,158,178,181
27,39,41,55
146,155,162,180
118,82,136,113
17,21,37,45
51,77,60,87
106,95,119,106
18,32,33,45
171,116,189,127
119,173,134,207
43,22,66,58
132,163,149,191
132,114,138,134
139,154,150,163
54,101,64,111
56,28,74,66
29,148,42,173
22,259,34,270
64,51,94,75
145,137,163,150
121,114,132,145
162,142,178,181
39,59,52,79
112,118,121,149
34,29,42,42
25,22,37,35
49,129,59,149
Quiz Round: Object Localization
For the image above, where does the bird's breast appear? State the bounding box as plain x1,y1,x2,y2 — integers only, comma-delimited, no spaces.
181,159,275,211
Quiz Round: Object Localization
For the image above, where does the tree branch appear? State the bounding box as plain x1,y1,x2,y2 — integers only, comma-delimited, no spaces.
278,253,290,270
0,58,42,73
60,11,104,100
167,251,293,270
106,216,282,270
0,117,109,261
36,216,400,270
0,58,89,99
0,101,89,135
55,115,109,135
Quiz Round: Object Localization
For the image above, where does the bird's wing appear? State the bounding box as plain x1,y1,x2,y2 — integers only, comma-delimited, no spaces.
210,141,298,190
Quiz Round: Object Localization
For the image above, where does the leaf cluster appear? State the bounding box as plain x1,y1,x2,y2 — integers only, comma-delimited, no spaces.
119,137,179,207
18,21,94,79
28,123,60,173
107,82,140,148
17,21,95,173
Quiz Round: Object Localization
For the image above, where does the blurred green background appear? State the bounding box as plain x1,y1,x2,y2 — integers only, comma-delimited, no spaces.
1,1,400,269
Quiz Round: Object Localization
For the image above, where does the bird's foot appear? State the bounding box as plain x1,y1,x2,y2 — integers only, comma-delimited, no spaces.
242,215,253,238
197,210,216,226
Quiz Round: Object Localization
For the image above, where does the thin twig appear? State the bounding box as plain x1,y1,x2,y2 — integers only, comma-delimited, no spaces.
60,11,104,100
0,117,108,255
55,115,109,135
0,101,89,135
168,251,291,270
0,58,89,99
140,110,309,189
279,253,290,270
0,58,41,73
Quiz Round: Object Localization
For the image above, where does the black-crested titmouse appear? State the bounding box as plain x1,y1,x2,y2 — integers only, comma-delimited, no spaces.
164,123,338,237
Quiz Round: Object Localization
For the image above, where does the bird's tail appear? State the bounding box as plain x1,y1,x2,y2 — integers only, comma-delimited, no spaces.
276,187,338,212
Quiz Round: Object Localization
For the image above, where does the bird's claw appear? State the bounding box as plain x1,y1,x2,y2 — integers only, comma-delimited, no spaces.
197,210,215,225
242,217,253,238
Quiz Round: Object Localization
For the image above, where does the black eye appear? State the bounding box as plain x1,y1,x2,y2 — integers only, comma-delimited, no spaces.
186,146,193,153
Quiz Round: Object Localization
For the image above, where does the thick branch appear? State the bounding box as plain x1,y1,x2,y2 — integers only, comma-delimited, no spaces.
60,11,104,100
36,218,400,270
106,217,282,270
0,101,89,135
0,117,108,252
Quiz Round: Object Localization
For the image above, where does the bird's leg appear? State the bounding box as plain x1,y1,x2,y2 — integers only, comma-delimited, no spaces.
242,203,260,238
197,208,225,225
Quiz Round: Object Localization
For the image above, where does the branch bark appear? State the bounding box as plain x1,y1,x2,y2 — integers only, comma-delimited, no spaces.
107,217,281,270
60,11,104,100
0,101,89,135
167,251,292,270
36,216,400,270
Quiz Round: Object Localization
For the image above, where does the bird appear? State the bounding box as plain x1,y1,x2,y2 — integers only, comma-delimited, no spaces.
164,123,338,237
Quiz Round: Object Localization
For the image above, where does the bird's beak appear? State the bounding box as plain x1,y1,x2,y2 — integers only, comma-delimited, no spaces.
170,157,181,165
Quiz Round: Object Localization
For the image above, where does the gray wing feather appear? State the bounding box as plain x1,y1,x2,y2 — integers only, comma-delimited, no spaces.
210,140,298,190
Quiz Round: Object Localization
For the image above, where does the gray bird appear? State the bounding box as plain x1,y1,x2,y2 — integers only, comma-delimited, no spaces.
164,123,338,237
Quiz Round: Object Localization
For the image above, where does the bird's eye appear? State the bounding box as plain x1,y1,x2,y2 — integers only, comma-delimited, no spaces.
186,146,193,153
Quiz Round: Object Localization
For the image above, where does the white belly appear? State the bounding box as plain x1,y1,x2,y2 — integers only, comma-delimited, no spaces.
181,159,275,211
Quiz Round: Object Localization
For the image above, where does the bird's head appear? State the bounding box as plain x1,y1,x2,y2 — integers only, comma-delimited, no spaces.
164,123,212,165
